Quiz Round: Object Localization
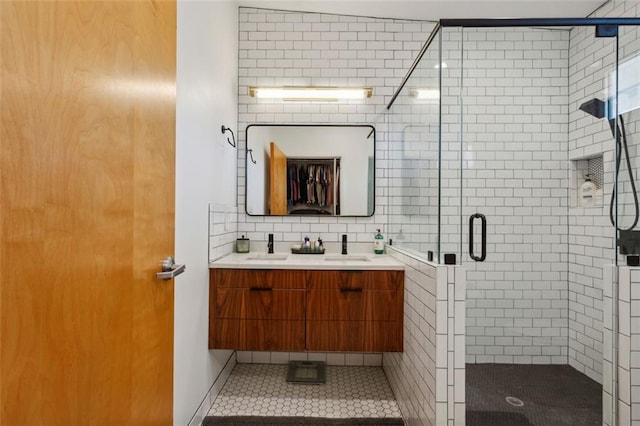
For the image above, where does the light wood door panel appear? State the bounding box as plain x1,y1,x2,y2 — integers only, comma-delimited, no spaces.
1,1,176,424
269,141,287,215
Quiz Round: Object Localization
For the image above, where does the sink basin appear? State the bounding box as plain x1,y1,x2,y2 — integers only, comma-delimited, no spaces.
246,254,289,261
324,255,371,262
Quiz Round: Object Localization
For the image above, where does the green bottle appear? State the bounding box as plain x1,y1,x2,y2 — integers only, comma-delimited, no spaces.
374,229,384,254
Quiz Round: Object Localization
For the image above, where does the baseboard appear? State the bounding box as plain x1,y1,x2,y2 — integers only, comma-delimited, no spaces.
187,351,237,426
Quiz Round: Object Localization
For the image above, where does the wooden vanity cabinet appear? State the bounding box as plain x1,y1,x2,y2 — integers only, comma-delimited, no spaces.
305,270,404,352
209,268,404,352
209,269,306,351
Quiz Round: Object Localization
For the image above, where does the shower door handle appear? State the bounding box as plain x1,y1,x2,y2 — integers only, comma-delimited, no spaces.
469,213,486,262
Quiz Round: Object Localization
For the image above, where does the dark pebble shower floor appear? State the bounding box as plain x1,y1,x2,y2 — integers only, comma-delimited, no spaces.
466,364,602,426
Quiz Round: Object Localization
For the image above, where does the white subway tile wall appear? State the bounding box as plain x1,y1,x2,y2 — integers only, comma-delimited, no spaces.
388,9,639,375
384,247,465,425
237,7,434,247
629,268,640,425
385,60,439,254
604,265,640,426
209,204,238,261
411,27,572,366
568,0,640,385
234,7,432,368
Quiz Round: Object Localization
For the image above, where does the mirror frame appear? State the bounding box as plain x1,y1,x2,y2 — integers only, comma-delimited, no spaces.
245,123,376,217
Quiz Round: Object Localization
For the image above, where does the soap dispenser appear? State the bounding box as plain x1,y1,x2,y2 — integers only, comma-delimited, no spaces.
580,174,597,207
236,235,250,253
374,229,384,254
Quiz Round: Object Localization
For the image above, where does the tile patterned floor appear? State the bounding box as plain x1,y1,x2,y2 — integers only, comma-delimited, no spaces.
208,364,402,419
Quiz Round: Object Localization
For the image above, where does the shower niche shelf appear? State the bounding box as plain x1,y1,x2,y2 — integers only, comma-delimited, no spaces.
571,155,604,208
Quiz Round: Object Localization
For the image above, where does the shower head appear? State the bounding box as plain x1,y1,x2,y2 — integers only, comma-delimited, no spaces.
579,98,606,119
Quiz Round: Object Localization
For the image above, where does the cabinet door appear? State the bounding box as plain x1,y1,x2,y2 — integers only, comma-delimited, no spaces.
214,319,305,351
306,321,402,352
209,269,306,351
305,270,404,352
215,288,304,320
306,289,399,321
307,270,402,291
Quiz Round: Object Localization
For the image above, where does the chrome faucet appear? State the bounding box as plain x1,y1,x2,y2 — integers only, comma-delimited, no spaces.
267,233,274,254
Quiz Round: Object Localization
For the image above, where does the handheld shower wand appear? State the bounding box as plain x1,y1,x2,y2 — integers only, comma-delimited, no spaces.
579,98,639,231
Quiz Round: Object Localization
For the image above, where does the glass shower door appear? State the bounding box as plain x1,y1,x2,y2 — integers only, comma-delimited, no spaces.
452,23,620,425
456,25,572,368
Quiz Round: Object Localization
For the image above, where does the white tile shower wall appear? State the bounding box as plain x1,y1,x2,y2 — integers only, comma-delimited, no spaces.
603,265,639,426
568,0,640,385
436,28,571,365
237,7,433,248
386,28,570,364
384,247,465,425
209,204,238,262
629,268,640,425
603,264,614,426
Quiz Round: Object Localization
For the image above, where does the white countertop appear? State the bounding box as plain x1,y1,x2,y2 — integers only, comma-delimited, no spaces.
209,252,404,270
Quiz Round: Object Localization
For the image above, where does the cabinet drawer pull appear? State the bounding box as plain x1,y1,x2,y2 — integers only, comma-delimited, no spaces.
339,287,363,293
250,287,272,291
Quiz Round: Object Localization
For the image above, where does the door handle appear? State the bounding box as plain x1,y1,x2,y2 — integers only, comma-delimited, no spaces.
339,287,363,293
156,256,186,280
469,213,487,262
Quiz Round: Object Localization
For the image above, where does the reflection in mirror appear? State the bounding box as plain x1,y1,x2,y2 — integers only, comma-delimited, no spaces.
245,124,375,216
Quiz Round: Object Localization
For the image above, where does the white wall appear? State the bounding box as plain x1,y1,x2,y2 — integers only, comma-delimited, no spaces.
175,2,238,425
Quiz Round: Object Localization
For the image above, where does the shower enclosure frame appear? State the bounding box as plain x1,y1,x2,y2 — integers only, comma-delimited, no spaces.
387,16,640,426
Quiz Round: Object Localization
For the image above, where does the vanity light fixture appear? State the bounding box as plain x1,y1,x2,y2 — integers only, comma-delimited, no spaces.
248,86,373,101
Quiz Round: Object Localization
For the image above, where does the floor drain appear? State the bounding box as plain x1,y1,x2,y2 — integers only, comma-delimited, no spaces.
505,396,524,407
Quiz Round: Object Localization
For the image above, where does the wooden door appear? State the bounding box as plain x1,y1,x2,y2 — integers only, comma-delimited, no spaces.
269,141,288,215
0,1,176,424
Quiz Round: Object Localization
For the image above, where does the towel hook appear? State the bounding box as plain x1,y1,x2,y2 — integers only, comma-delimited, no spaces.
246,147,257,164
221,125,236,148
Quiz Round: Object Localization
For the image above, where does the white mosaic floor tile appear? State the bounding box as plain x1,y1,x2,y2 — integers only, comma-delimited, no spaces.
208,364,402,419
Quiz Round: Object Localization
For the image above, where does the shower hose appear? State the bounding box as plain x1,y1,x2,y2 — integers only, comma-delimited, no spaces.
609,116,639,231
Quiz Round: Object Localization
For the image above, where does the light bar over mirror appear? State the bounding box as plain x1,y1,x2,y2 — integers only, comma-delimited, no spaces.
248,86,373,101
